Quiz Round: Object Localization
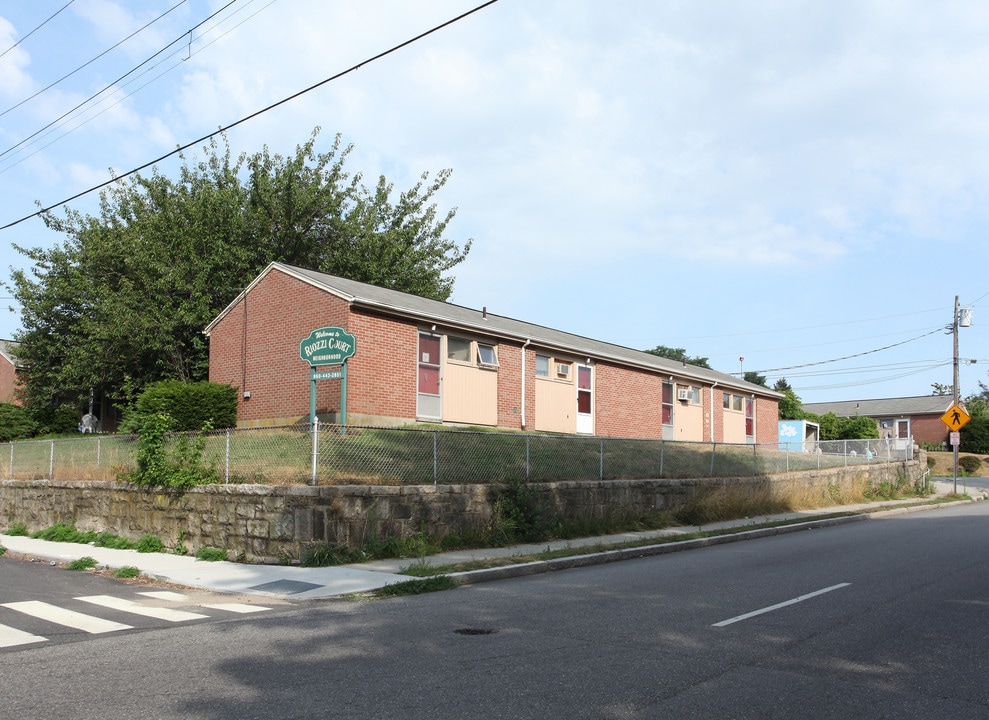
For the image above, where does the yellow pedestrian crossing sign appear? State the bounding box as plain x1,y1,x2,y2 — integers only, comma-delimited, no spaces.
940,404,971,431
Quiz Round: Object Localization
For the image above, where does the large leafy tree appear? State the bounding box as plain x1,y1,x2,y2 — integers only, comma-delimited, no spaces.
644,345,711,369
743,370,768,387
774,378,803,420
9,129,471,409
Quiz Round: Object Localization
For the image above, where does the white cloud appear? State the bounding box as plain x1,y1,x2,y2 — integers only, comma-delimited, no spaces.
1,0,987,400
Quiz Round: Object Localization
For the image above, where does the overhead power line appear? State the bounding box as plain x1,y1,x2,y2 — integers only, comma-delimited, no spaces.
0,0,276,175
0,0,236,162
751,328,944,374
0,0,189,119
790,361,952,393
0,0,501,231
0,1,75,59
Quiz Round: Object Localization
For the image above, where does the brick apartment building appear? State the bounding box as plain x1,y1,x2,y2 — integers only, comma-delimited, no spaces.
0,340,23,405
205,263,781,441
802,396,955,448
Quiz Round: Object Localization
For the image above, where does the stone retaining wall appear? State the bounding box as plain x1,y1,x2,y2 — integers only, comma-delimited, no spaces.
0,459,921,563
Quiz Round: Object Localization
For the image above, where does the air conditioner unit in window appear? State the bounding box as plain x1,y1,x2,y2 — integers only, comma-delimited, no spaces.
677,388,692,402
556,363,571,377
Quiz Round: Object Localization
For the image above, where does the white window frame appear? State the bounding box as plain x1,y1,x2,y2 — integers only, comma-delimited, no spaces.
477,343,499,368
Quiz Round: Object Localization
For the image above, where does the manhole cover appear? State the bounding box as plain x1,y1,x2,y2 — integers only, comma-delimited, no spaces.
454,628,497,636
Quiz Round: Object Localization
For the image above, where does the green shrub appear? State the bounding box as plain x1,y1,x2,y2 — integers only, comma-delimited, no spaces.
27,403,80,436
94,531,135,549
0,543,6,556
806,412,880,441
926,456,936,469
123,381,237,433
122,413,219,489
0,402,36,441
196,546,228,562
135,534,165,553
32,521,96,544
959,455,982,474
375,576,456,597
66,556,97,571
960,416,989,454
5,522,28,536
491,478,547,544
115,566,141,578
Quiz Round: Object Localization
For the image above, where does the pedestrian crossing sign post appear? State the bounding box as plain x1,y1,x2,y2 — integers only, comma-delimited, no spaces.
940,403,971,494
940,404,970,432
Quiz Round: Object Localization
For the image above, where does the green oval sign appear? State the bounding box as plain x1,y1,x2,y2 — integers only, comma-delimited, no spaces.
300,327,357,366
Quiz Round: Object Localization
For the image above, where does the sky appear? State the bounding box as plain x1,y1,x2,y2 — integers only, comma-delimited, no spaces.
0,0,987,405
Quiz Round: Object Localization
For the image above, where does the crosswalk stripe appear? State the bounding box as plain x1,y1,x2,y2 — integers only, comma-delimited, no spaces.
201,603,271,614
137,591,188,602
2,601,132,634
0,623,47,648
76,595,208,622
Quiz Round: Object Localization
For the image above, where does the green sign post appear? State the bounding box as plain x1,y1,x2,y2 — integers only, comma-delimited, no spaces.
300,327,357,427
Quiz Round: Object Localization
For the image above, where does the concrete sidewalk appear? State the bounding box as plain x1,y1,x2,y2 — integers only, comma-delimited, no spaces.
1,481,971,600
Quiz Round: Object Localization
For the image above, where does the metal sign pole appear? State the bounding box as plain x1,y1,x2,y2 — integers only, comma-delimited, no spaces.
340,361,348,435
310,366,317,426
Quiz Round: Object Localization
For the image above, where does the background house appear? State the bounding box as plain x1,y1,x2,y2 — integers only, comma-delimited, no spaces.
206,263,781,441
801,395,953,448
0,339,23,405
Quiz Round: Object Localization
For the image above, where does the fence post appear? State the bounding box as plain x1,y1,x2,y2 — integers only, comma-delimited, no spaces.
785,446,790,472
526,435,531,480
843,439,848,466
659,439,665,477
96,437,101,468
599,437,604,480
311,419,319,486
225,429,231,484
433,431,438,485
753,443,758,475
9,444,13,480
49,440,55,480
710,442,716,475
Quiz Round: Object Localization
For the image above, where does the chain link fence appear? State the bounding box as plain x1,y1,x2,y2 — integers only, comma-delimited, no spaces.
0,423,914,485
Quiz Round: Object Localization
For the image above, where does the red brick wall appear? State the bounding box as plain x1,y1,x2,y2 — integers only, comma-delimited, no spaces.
346,310,418,422
711,388,726,442
0,359,20,405
497,339,525,429
209,269,349,425
756,397,780,443
593,363,665,439
907,415,949,446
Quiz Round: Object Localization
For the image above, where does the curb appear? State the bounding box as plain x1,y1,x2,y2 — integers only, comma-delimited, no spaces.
448,499,972,588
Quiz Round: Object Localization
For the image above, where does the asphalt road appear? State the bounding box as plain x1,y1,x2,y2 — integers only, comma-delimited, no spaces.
2,501,988,719
0,556,287,650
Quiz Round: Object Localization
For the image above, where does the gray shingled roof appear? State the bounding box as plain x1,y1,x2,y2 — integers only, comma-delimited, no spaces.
206,262,780,398
802,396,954,418
0,339,22,368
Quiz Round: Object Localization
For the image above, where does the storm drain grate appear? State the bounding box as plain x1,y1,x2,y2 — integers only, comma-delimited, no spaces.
454,627,498,636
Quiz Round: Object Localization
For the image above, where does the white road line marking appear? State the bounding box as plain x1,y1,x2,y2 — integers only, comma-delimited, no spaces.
138,591,188,602
200,603,271,614
76,596,208,622
712,583,851,627
0,623,47,648
2,601,132,634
